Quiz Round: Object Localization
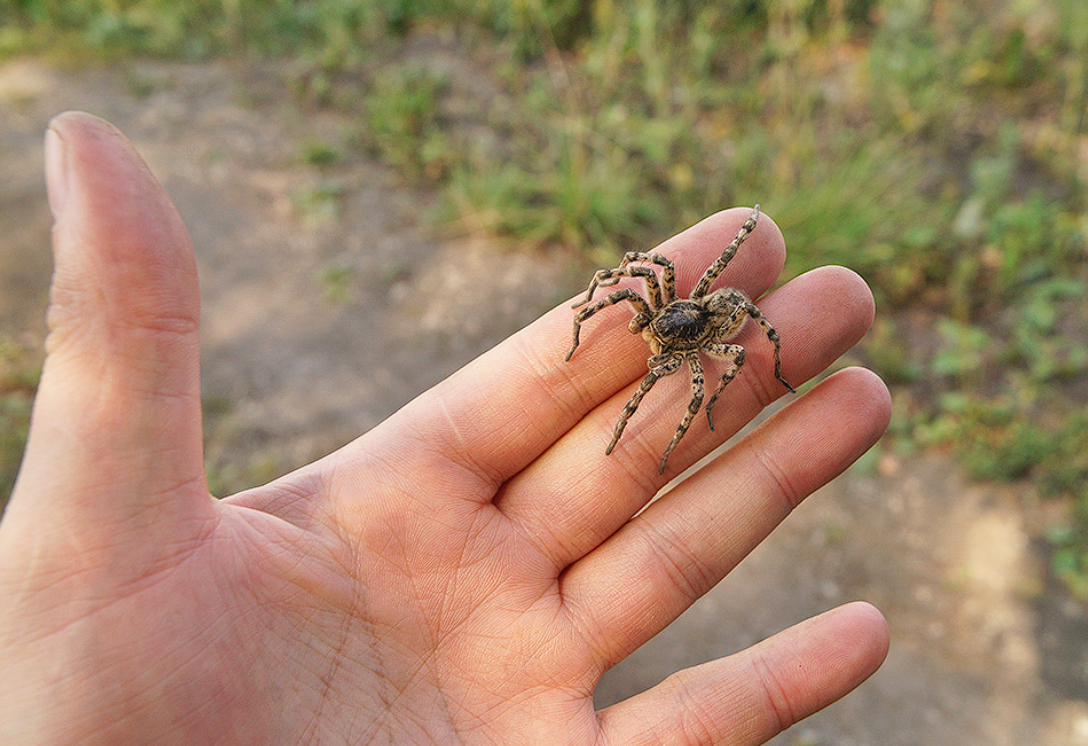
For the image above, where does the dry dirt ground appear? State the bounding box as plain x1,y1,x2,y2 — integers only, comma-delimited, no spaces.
2,57,1087,745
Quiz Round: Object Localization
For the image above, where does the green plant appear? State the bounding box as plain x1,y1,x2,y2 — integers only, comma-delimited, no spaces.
319,262,355,305
940,397,1048,482
360,63,452,180
291,180,345,224
931,319,989,383
12,0,1088,597
0,337,41,509
301,139,343,168
862,317,921,385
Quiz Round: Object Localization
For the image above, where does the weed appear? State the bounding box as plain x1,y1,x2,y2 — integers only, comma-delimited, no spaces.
10,0,1088,594
359,64,452,180
319,262,355,305
0,337,41,509
291,180,346,225
862,318,921,386
301,139,343,169
931,319,989,384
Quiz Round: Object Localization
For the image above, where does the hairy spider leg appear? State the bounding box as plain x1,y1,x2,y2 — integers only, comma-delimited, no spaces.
576,265,665,310
703,343,746,431
606,354,684,455
691,205,760,299
615,252,678,304
740,300,796,395
657,353,705,474
566,288,653,362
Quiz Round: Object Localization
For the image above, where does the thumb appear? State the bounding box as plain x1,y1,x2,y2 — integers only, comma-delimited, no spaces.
9,112,209,536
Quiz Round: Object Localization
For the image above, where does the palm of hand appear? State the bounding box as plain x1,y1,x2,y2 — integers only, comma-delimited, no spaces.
0,112,890,746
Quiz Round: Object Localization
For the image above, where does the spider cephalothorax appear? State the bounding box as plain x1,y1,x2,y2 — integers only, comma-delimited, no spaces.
565,206,795,474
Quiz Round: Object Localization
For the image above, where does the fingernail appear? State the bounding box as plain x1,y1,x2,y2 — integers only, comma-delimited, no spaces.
45,124,69,220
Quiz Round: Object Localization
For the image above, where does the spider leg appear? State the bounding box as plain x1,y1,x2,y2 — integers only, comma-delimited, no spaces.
703,343,746,431
691,205,760,299
575,265,664,310
616,252,677,303
657,354,705,474
607,354,683,456
742,301,796,394
566,288,653,362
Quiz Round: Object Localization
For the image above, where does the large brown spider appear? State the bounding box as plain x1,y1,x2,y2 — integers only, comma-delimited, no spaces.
565,205,795,474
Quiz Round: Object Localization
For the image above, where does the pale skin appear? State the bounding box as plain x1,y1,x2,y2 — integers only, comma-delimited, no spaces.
0,111,891,745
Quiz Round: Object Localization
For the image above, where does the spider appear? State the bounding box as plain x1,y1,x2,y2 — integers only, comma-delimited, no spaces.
565,205,795,474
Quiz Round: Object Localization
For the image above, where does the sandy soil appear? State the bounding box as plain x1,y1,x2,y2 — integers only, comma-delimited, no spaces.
1,57,1086,745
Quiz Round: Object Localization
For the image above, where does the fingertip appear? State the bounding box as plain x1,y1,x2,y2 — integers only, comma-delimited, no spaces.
48,110,139,157
759,266,875,392
859,602,891,660
860,367,893,427
42,109,201,348
661,205,787,297
766,601,891,722
837,265,877,326
809,601,891,699
45,110,198,340
806,264,876,333
740,204,787,283
745,204,786,252
47,113,144,234
827,366,893,432
47,111,161,230
834,600,891,661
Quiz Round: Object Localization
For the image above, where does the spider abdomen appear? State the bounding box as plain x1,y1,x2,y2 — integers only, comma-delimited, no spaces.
648,301,708,349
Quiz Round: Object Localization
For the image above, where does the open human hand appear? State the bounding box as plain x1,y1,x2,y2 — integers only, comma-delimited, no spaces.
0,112,890,745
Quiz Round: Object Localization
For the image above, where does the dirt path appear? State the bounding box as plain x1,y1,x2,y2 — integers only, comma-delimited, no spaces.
1,57,1085,745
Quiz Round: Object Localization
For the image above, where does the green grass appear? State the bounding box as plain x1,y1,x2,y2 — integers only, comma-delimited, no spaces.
291,180,346,224
0,337,41,510
357,63,452,179
5,0,1088,594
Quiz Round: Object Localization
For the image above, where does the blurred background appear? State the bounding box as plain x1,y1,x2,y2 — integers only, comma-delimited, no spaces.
1,1,1087,743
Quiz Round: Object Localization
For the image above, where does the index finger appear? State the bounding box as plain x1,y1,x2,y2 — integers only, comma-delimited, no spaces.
370,208,786,491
